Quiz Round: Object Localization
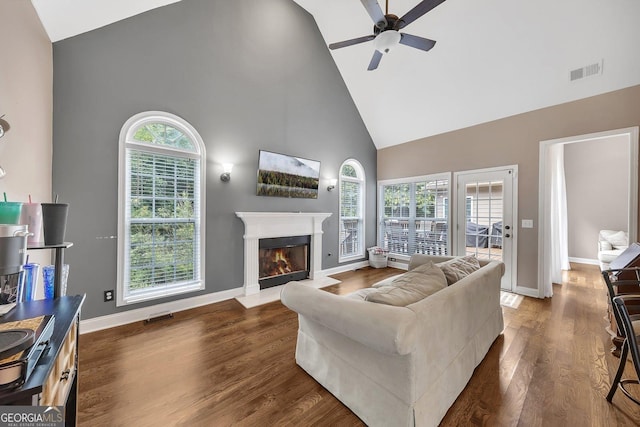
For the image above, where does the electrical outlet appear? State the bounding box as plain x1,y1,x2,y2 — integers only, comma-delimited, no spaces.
104,290,114,302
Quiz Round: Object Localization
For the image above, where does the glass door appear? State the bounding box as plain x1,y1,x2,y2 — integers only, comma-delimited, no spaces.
456,167,516,291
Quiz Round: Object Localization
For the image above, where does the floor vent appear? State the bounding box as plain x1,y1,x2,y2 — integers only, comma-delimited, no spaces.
570,60,604,81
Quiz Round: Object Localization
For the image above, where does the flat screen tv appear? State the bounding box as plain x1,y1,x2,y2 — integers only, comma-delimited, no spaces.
257,150,320,199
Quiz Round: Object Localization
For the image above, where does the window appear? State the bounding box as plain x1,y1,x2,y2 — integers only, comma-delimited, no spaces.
339,160,365,261
443,196,473,219
379,174,450,258
117,112,205,306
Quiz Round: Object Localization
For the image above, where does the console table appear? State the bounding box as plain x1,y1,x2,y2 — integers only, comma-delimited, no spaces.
0,295,85,425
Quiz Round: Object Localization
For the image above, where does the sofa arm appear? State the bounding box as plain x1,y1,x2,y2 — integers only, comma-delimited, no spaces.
281,282,418,355
599,240,613,252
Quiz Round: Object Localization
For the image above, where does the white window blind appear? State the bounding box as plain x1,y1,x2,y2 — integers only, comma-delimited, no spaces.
339,160,365,261
379,174,450,258
118,112,205,306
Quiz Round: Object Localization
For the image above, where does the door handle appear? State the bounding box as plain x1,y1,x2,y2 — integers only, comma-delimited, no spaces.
505,234,511,238
505,225,511,230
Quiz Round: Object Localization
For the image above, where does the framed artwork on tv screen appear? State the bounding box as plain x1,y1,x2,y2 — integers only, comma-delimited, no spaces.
256,150,320,199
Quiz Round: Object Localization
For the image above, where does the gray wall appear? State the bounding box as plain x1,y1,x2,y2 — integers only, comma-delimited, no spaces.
564,136,628,260
52,0,377,319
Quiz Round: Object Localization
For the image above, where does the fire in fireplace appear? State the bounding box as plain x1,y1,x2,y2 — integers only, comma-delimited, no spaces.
259,235,311,289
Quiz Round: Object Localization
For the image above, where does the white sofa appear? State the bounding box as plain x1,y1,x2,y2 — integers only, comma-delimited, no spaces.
598,230,629,270
280,254,505,427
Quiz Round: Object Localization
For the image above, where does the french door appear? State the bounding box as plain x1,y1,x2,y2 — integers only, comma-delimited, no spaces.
455,167,517,291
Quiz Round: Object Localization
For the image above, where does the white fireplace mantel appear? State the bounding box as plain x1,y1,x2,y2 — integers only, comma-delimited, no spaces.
236,212,332,296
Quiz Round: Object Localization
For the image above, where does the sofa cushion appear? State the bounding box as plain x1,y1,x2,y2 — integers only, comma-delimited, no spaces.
599,249,625,264
436,255,481,285
365,262,447,306
347,287,378,300
603,230,628,249
371,274,403,288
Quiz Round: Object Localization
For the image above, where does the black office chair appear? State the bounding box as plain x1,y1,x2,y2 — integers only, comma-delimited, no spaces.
607,294,640,404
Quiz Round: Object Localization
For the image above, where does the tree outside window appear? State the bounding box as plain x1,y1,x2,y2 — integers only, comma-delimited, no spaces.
118,112,205,306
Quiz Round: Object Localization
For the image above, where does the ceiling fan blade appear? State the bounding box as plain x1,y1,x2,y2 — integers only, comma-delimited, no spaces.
399,33,436,52
329,35,375,50
395,0,447,30
360,0,387,28
368,50,383,71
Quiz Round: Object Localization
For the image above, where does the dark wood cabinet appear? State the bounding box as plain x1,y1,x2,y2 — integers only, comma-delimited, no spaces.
0,295,85,425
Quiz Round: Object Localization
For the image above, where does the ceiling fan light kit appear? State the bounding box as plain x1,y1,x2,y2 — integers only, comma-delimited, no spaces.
374,30,401,53
329,0,446,70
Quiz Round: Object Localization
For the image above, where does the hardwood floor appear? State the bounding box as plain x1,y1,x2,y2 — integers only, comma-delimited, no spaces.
78,263,640,426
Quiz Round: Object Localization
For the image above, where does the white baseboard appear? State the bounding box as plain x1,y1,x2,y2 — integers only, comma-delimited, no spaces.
320,261,369,276
568,257,600,266
81,260,400,334
388,260,409,270
80,262,366,334
80,287,244,334
514,285,541,299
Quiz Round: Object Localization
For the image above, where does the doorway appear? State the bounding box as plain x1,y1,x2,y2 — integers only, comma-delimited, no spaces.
455,166,518,291
538,127,639,298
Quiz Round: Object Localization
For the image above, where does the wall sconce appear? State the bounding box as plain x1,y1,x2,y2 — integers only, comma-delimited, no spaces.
0,115,8,179
220,163,234,182
0,115,8,139
327,179,338,191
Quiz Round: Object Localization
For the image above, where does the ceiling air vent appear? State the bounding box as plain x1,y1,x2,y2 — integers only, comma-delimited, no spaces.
570,60,604,82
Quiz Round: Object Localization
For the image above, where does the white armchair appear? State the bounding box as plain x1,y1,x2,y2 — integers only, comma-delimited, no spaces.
598,230,629,270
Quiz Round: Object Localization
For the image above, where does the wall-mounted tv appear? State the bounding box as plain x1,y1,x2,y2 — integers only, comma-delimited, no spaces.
257,150,320,199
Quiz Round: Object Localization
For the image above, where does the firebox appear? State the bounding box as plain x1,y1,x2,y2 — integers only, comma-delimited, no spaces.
258,235,311,289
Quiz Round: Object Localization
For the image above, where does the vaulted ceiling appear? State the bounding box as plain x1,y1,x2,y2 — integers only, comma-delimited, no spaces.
31,0,640,149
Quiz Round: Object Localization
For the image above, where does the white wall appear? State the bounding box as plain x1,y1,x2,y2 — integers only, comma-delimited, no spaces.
564,135,628,260
0,1,53,294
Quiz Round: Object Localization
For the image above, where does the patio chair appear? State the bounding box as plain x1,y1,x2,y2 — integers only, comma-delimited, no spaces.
607,293,640,405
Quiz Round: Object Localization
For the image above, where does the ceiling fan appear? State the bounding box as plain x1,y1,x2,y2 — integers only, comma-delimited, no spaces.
329,0,447,70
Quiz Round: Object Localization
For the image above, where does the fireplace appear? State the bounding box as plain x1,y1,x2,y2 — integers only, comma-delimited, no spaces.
259,235,311,289
236,212,331,296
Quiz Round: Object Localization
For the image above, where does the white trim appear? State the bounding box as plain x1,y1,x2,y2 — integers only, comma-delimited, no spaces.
568,257,600,266
80,261,366,334
117,111,207,307
339,159,366,262
80,287,243,334
377,172,452,256
378,173,449,186
388,260,409,270
235,212,331,296
453,165,518,292
387,254,411,265
538,127,639,298
514,285,540,299
316,261,370,277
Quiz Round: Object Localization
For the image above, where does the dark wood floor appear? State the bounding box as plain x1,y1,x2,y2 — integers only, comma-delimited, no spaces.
77,263,640,426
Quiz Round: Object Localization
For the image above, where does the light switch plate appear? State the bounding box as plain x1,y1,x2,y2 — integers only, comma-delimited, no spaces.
521,219,534,228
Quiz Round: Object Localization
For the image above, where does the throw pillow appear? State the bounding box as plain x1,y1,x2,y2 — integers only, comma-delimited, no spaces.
364,262,447,306
436,256,481,285
605,230,628,249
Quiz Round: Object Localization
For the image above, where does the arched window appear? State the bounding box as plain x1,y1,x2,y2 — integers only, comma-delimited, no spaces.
117,111,205,306
339,159,365,261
